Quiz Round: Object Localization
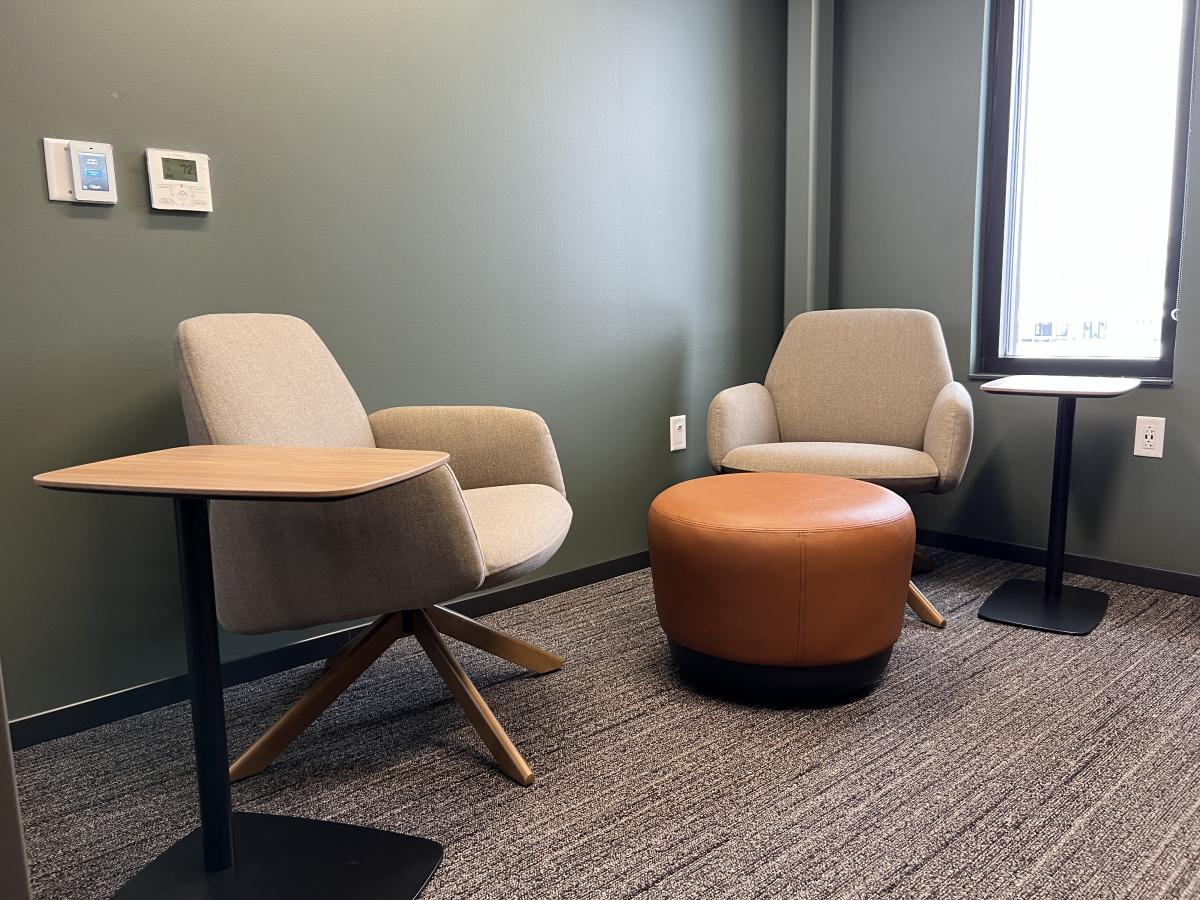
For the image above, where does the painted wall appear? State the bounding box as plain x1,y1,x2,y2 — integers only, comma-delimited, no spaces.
0,1,786,718
831,0,1200,576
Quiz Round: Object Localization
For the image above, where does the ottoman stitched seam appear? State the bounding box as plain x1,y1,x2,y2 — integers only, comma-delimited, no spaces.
721,466,937,484
648,509,912,534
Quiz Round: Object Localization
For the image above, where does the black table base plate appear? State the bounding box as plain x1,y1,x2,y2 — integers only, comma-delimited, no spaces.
978,578,1109,636
112,812,442,899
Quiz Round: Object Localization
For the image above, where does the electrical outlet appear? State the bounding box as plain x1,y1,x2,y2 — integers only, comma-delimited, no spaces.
1133,415,1165,458
669,415,686,452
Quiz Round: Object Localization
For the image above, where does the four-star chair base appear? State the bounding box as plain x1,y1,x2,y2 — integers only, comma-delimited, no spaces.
229,606,562,787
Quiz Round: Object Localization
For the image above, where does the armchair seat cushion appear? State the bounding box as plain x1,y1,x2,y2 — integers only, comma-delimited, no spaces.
720,442,940,494
464,484,573,588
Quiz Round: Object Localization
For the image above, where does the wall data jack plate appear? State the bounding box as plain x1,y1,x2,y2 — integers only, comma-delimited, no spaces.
670,415,687,452
43,138,118,204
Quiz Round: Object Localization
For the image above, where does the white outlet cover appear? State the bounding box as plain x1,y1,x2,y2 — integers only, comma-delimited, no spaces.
1133,415,1165,458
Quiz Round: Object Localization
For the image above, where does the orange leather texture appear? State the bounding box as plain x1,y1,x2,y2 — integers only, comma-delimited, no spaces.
648,473,914,667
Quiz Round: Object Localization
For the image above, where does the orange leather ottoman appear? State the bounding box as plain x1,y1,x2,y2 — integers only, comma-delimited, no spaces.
647,473,915,698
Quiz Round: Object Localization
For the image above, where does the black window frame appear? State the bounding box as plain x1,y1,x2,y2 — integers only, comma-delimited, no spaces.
975,0,1199,383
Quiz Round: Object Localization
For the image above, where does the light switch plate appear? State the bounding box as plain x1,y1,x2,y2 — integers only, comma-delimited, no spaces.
42,138,73,201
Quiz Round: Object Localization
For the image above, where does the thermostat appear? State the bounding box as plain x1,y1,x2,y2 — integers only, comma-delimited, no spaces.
147,148,212,212
42,138,118,204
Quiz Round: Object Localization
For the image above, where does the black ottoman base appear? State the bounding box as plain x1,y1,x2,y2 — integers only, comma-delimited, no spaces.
669,641,893,705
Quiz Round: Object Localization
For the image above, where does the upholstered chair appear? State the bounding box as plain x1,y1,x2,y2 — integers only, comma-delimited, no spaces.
707,308,973,627
175,313,572,786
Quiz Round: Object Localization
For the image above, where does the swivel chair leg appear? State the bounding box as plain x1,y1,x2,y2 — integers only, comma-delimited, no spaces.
230,607,558,785
906,581,946,628
427,606,563,674
230,611,409,782
411,610,535,786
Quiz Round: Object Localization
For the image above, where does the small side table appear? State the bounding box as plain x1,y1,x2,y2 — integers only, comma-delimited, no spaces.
33,445,450,899
978,375,1140,635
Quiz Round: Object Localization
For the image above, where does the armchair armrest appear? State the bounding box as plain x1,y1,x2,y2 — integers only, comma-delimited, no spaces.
707,383,780,472
369,406,566,494
922,382,974,494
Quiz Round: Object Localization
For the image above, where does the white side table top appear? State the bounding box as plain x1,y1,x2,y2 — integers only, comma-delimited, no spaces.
981,375,1141,398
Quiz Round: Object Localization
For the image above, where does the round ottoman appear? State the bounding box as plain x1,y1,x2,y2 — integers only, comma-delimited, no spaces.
647,473,915,699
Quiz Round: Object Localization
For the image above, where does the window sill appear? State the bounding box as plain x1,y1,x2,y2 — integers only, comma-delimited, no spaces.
969,372,1173,387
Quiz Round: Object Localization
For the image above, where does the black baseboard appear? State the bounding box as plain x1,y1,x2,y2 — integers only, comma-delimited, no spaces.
9,551,649,751
918,528,1200,597
451,551,649,618
9,629,359,752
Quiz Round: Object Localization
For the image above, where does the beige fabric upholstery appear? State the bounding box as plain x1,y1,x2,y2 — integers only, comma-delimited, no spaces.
464,484,573,588
707,383,779,471
210,467,486,633
708,308,972,497
765,308,953,449
370,406,565,495
175,313,570,634
721,443,940,495
923,382,974,494
176,314,375,448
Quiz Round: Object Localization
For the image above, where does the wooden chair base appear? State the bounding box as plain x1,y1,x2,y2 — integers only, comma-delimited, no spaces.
907,581,946,628
410,611,534,786
229,606,561,785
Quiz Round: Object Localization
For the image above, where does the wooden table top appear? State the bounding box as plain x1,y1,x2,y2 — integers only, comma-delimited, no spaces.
981,375,1141,398
33,445,449,500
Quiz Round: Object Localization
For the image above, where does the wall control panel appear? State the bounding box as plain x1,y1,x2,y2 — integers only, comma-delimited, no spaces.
43,138,118,204
147,148,212,212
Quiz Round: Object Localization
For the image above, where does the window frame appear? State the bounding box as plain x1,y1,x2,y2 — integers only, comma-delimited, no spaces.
975,0,1199,382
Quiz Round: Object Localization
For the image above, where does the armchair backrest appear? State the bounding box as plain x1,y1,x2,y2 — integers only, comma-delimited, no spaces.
173,313,484,635
765,309,953,450
175,313,375,448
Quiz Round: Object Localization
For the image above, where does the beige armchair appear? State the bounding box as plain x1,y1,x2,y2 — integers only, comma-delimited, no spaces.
708,308,973,627
175,313,572,785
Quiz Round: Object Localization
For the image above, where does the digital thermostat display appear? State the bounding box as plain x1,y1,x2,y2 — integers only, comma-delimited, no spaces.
161,157,198,182
147,147,212,212
78,153,110,192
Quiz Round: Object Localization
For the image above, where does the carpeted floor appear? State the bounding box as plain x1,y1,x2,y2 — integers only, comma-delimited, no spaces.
15,549,1200,899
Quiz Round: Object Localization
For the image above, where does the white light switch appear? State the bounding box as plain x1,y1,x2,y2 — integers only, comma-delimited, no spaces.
42,138,74,201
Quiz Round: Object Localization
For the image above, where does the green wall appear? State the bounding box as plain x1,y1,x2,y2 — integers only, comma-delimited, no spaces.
831,0,1200,576
0,1,787,719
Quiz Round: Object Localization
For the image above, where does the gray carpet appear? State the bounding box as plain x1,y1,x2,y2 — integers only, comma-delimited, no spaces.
15,549,1200,899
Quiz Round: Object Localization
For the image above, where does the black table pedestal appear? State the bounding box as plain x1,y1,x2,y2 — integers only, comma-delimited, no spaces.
113,812,443,899
978,396,1109,636
977,578,1108,636
113,497,442,898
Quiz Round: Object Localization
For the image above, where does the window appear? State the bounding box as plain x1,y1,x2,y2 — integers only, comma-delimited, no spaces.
977,0,1198,380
